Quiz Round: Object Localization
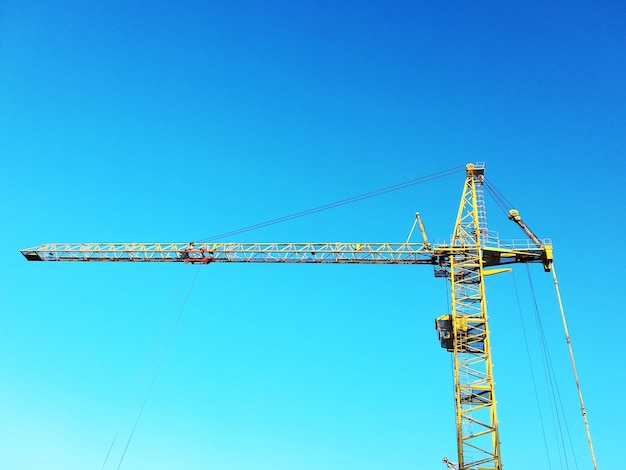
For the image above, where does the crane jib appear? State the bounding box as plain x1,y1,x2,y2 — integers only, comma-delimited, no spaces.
20,242,436,264
20,242,549,268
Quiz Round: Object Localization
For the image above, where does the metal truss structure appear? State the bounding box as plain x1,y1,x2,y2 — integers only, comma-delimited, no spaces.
436,164,506,469
21,242,435,264
21,163,553,470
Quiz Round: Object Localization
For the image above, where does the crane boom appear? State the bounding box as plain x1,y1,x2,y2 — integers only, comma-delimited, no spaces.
21,242,436,264
20,242,548,267
20,163,554,470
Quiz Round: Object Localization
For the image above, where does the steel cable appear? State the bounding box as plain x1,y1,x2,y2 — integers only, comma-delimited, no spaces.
100,268,191,469
511,269,553,468
484,178,514,216
526,265,578,469
116,266,202,469
194,166,465,242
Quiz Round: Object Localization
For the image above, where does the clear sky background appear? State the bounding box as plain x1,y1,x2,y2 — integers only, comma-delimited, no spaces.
1,1,625,469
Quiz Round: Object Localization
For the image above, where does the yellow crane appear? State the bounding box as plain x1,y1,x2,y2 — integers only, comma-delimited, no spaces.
20,163,579,469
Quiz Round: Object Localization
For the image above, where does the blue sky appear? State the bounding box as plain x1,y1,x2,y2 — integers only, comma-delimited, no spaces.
2,1,625,469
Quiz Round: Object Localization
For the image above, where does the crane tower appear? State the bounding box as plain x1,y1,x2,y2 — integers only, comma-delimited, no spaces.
21,163,553,470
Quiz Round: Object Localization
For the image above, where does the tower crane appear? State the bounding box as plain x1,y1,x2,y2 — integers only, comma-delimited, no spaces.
22,163,554,470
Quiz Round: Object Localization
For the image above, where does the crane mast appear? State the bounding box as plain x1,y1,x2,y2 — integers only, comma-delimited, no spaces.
21,163,553,469
436,163,502,469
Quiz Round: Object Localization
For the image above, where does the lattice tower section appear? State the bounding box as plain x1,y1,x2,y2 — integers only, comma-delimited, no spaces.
449,164,501,470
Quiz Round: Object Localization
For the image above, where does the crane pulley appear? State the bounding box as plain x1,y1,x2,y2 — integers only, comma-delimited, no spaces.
442,457,459,469
21,162,554,470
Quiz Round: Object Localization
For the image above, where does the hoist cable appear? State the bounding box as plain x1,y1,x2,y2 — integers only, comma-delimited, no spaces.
116,266,202,469
526,265,572,469
511,269,552,468
529,265,580,469
194,165,465,242
101,268,191,469
551,264,597,470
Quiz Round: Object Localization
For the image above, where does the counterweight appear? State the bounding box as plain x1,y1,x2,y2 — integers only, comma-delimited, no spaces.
21,163,553,470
